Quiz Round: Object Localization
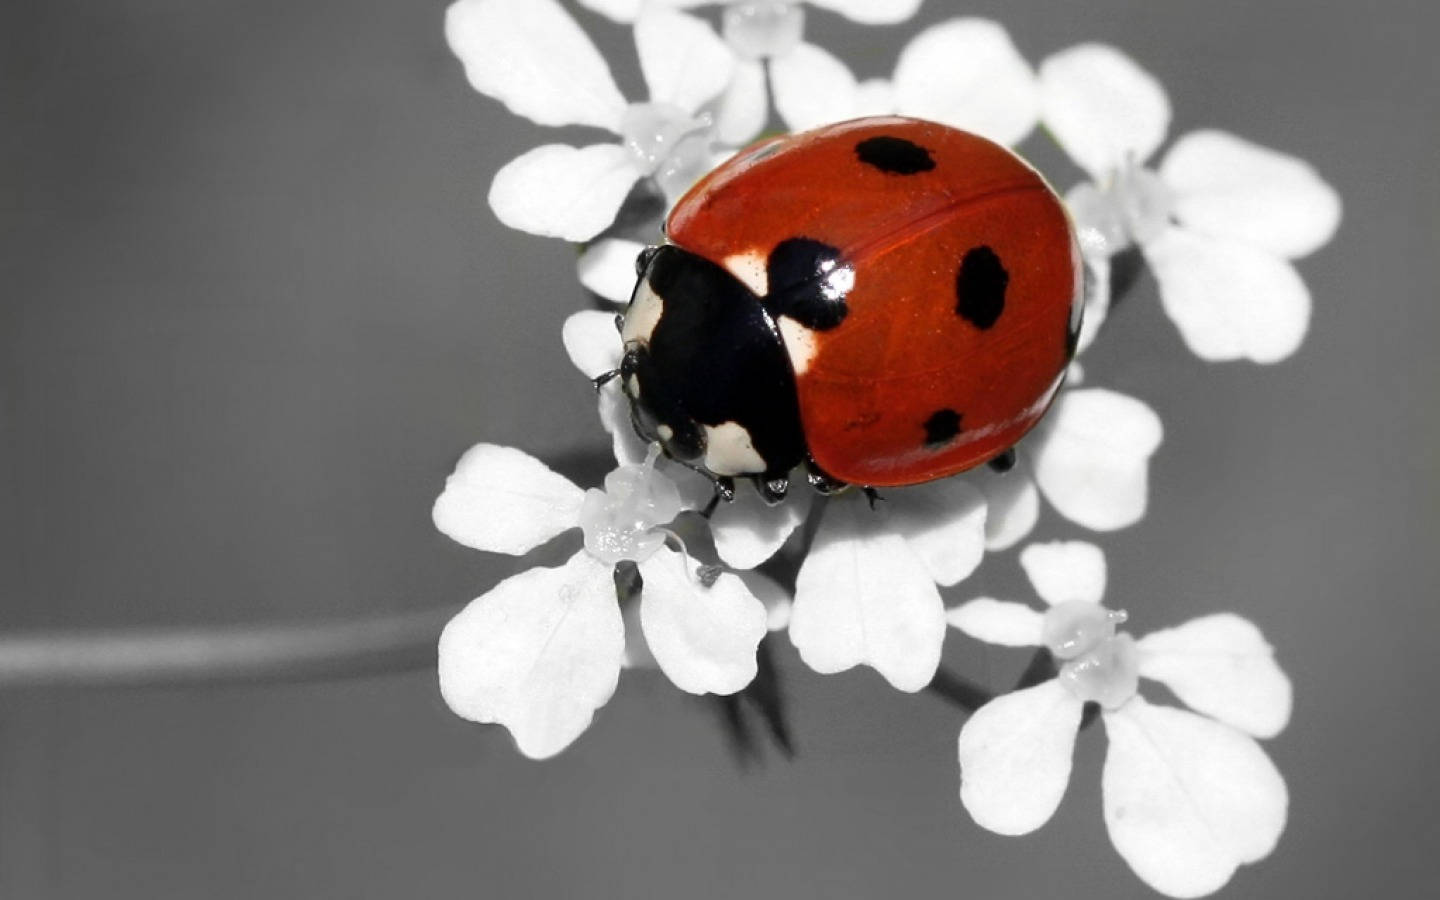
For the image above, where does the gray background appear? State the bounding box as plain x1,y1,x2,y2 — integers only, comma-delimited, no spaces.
2,0,1436,896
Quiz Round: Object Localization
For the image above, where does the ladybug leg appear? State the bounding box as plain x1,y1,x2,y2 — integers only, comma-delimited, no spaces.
591,368,620,391
987,448,1018,473
700,477,737,518
754,475,789,505
803,457,849,495
862,487,885,509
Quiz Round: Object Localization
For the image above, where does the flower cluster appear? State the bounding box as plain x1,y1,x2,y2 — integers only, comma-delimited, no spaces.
433,1,1337,895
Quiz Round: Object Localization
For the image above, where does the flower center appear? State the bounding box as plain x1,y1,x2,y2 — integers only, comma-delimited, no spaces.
579,444,683,565
1043,601,1139,709
722,1,805,60
1066,160,1174,256
620,102,713,200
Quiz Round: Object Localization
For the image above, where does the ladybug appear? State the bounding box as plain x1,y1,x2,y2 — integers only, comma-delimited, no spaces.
607,116,1082,504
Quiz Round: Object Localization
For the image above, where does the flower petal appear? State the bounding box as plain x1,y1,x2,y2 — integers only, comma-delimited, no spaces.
1137,614,1292,739
770,41,859,132
636,8,735,114
958,679,1084,835
1074,252,1110,356
713,58,770,146
437,550,623,759
1039,44,1170,179
578,238,647,306
576,0,711,24
1103,699,1288,898
433,443,584,554
788,497,946,691
1019,540,1108,606
1145,226,1311,364
891,18,1038,146
488,143,642,242
977,465,1040,551
638,547,767,694
710,486,812,570
946,597,1045,646
883,477,987,587
596,383,650,467
1032,387,1164,531
1160,129,1341,260
446,0,627,132
806,0,923,25
562,310,624,381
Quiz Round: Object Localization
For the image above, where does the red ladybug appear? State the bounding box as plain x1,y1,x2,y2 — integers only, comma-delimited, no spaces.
611,116,1082,503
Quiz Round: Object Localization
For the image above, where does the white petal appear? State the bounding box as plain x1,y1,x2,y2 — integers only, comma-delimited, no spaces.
1161,129,1341,259
433,443,584,555
638,547,767,694
788,498,946,691
738,570,793,631
1074,252,1110,356
489,144,642,242
806,0,923,25
1137,614,1292,739
578,238,647,306
437,551,623,759
577,0,712,23
852,78,897,117
977,465,1040,551
1032,387,1164,531
1146,227,1311,364
892,18,1038,147
1019,540,1108,606
446,0,627,132
1039,44,1170,179
883,477,987,587
1103,699,1288,898
562,310,623,380
636,8,735,113
946,597,1044,646
596,383,650,466
710,487,812,570
958,679,1084,835
574,0,643,23
713,59,770,146
770,41,859,132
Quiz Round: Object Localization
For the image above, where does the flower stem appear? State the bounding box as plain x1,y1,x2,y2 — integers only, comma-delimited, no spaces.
924,666,994,713
0,605,462,689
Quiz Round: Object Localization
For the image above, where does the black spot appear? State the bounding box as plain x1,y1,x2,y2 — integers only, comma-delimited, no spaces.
764,237,850,331
955,246,1008,330
923,409,962,447
855,135,935,175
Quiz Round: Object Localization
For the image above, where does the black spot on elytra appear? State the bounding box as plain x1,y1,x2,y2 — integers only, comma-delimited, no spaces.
955,246,1008,330
923,409,962,447
855,135,935,175
764,237,850,331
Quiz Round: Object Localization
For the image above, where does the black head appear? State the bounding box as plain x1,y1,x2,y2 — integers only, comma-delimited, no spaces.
618,245,808,486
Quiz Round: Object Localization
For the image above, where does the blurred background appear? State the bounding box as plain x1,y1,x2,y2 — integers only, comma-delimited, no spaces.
2,0,1436,896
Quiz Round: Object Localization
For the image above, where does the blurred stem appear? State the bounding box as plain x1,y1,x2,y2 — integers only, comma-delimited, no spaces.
0,604,462,689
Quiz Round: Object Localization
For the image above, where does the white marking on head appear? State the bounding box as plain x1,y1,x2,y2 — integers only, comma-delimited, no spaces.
656,423,674,441
701,421,768,476
723,250,769,296
777,315,819,375
620,278,664,345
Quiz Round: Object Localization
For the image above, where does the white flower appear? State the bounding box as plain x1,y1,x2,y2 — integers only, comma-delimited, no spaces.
768,17,1039,147
789,482,985,692
949,540,1292,897
977,386,1164,548
446,0,736,241
434,442,769,758
578,0,924,145
1040,44,1342,364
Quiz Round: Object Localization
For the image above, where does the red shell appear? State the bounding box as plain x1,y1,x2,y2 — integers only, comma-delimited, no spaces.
667,117,1082,487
